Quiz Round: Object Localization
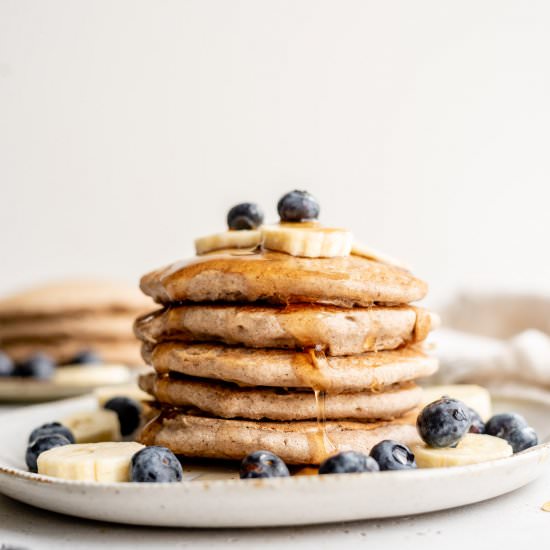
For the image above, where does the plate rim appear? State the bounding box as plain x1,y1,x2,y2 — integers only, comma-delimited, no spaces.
1,393,549,491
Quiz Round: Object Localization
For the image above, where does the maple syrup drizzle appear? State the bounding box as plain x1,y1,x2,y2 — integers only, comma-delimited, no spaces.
307,347,336,460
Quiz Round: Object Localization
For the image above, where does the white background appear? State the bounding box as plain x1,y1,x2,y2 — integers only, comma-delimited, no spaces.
1,0,549,304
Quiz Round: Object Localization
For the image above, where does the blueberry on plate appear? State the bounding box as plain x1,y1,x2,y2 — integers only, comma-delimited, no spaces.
416,397,471,447
505,426,538,453
239,450,290,479
0,351,15,377
227,202,264,230
104,396,142,436
485,413,537,453
28,422,75,445
485,413,528,438
370,440,417,470
319,451,379,474
15,353,55,379
26,434,71,473
70,349,103,365
468,407,485,434
131,446,183,482
277,190,320,222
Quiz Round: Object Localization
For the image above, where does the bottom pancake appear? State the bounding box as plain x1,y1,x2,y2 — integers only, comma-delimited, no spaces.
139,372,422,421
139,408,421,465
2,339,142,366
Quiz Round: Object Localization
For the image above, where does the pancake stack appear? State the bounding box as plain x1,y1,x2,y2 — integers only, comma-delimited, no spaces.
136,198,439,465
0,279,151,366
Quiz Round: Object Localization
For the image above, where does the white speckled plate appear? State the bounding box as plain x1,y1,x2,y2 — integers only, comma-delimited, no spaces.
0,366,134,402
0,394,549,527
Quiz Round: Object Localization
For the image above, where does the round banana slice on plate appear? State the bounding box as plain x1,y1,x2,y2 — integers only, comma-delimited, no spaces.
62,409,121,443
53,365,132,387
422,384,492,420
37,441,144,482
413,434,513,468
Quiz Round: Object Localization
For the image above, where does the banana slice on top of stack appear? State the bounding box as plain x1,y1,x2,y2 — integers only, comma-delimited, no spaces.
194,193,406,266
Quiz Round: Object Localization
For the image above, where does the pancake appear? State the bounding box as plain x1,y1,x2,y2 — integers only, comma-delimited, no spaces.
134,304,435,356
145,342,439,391
139,407,421,464
140,250,427,308
0,279,151,321
2,338,142,365
0,312,136,343
139,372,422,421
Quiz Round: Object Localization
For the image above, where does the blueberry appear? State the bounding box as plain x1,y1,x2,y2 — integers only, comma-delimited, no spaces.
239,450,290,479
416,397,471,447
485,413,528,438
319,451,379,474
227,202,264,230
468,407,485,434
28,422,75,445
26,434,71,472
485,413,537,453
131,446,183,482
277,190,320,222
104,396,141,436
505,426,538,453
0,351,15,376
70,349,103,365
15,353,55,379
370,440,417,470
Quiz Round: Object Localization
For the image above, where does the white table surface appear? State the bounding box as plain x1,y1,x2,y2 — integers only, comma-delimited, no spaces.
1,404,549,549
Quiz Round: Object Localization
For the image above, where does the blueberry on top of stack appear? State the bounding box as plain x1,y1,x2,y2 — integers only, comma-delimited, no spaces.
135,191,440,465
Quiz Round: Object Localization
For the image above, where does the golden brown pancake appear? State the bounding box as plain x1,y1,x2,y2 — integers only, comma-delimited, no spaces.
139,250,427,308
0,312,137,343
0,279,152,320
2,338,142,365
144,342,439,392
134,304,436,356
139,407,421,464
139,372,422,421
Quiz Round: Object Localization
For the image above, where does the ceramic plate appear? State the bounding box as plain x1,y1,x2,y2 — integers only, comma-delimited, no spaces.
0,394,549,527
0,366,134,402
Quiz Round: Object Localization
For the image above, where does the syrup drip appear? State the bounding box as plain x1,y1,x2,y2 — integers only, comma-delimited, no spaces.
294,466,319,476
308,347,336,461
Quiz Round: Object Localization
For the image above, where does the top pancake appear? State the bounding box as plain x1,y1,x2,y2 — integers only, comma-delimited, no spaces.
0,279,152,321
140,250,427,307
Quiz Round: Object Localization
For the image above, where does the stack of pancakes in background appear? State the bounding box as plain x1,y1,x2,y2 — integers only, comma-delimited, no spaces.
135,209,439,464
0,280,151,366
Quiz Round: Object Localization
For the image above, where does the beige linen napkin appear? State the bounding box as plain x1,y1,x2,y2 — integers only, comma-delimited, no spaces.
429,292,550,400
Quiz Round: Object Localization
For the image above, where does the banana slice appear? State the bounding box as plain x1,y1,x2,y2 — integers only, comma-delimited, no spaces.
94,384,152,407
37,442,144,482
62,409,121,443
261,224,353,258
422,384,492,420
351,242,410,269
195,230,261,255
53,365,131,387
413,434,512,468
